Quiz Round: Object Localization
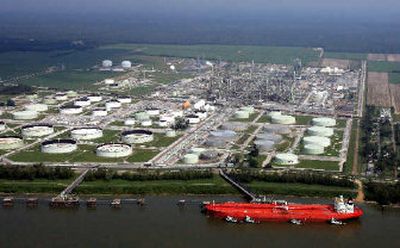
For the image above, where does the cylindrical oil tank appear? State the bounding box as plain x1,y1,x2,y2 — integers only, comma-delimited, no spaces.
303,136,331,147
274,153,299,165
303,144,325,155
271,115,296,125
307,126,334,137
312,117,336,127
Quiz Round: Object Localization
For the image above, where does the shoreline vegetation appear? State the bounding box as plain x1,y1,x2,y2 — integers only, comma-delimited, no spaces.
0,166,356,198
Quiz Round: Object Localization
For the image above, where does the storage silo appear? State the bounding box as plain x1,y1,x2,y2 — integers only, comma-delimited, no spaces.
303,136,331,147
271,115,296,125
234,110,250,119
312,117,336,127
303,144,325,155
274,153,299,165
307,126,334,137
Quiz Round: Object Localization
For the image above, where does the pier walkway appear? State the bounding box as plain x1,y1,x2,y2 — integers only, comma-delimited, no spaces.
219,169,257,202
59,168,95,198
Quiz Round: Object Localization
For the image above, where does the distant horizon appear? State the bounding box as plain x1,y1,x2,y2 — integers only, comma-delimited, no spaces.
1,0,400,53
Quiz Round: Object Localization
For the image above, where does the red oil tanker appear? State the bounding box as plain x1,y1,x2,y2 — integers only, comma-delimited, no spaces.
204,196,363,224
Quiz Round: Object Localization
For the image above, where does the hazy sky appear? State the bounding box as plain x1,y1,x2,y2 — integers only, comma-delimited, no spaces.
2,0,399,14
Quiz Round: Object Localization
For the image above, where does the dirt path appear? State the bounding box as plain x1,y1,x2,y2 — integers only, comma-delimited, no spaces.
352,120,360,175
354,179,365,203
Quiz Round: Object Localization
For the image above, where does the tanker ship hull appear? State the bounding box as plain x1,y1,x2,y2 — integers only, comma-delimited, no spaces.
205,202,363,223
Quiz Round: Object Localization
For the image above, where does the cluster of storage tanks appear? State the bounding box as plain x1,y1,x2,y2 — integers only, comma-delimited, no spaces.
182,147,220,164
102,60,132,69
302,117,336,155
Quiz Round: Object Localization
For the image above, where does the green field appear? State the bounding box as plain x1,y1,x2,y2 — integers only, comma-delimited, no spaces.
145,133,181,148
256,115,270,123
389,73,400,84
100,44,320,65
76,176,236,195
368,61,400,73
247,181,356,198
273,160,339,171
19,71,120,90
324,52,367,61
0,179,73,193
295,115,314,125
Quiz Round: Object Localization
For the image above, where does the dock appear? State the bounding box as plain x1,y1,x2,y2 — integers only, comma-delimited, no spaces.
219,169,258,202
58,168,93,199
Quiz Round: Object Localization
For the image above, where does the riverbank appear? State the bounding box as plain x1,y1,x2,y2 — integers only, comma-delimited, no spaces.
0,176,356,198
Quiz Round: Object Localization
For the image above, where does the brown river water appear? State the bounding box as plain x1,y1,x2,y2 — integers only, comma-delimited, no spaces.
0,195,399,248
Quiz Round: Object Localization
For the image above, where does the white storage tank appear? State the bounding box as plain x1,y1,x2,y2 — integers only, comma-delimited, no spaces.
187,114,201,124
104,79,115,85
274,153,299,165
105,100,122,110
96,143,132,158
121,130,154,144
60,105,83,115
66,91,78,97
43,97,58,105
25,103,48,112
303,144,325,155
165,130,176,137
267,111,282,118
124,119,136,126
21,124,54,137
190,147,207,156
146,109,160,116
182,154,199,164
307,126,334,137
117,96,132,104
234,111,250,119
135,112,150,121
102,60,113,68
41,139,77,154
71,127,103,140
141,119,153,127
303,136,331,148
12,110,38,120
0,136,24,150
87,95,102,102
55,93,68,101
240,106,255,114
92,108,108,117
121,60,132,69
0,121,6,131
312,117,336,127
271,115,296,125
74,98,91,107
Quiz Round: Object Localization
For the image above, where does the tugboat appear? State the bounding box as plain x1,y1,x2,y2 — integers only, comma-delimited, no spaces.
225,216,238,223
244,216,257,224
290,219,302,225
204,195,363,224
330,218,344,225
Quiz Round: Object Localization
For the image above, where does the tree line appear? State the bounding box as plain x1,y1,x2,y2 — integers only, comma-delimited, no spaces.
0,165,74,180
364,181,400,205
85,169,213,182
228,170,356,188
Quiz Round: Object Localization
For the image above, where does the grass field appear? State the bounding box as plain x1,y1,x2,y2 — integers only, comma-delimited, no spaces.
273,160,339,171
295,115,314,125
145,133,181,148
256,115,270,123
368,61,400,73
247,181,356,198
100,44,320,65
343,121,358,174
324,52,367,61
19,71,120,90
0,179,73,193
389,73,400,84
76,176,237,195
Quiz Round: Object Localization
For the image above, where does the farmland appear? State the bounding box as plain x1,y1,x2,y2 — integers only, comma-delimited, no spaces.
99,44,321,65
367,72,392,107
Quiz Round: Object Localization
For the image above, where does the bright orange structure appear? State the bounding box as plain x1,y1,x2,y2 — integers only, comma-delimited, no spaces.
182,100,191,109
